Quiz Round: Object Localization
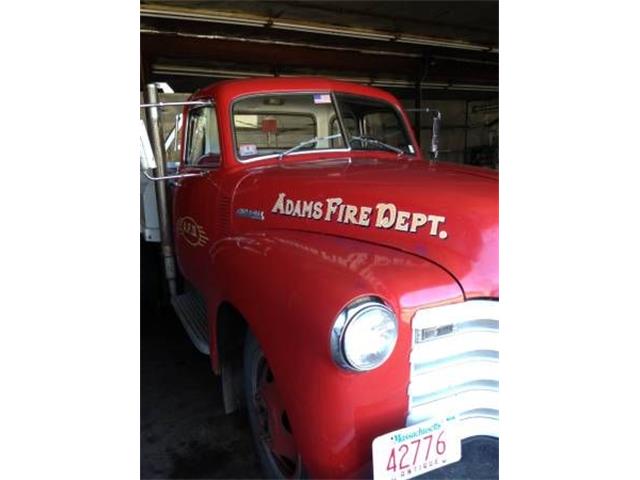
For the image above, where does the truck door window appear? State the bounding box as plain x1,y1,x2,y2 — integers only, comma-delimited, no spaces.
185,106,220,166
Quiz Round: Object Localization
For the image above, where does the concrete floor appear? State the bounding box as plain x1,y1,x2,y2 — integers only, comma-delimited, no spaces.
141,240,262,479
140,240,498,479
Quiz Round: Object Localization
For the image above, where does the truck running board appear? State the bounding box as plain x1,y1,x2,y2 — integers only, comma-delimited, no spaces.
171,291,210,355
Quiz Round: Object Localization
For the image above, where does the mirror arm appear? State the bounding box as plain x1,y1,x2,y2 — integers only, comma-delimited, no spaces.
141,169,207,182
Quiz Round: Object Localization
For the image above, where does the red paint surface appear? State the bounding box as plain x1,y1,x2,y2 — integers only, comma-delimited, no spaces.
171,77,498,478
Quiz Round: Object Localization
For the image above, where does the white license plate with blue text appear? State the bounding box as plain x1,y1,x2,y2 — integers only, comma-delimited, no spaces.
372,416,461,480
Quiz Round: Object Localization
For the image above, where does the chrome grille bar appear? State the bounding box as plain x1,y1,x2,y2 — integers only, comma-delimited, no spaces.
407,300,499,440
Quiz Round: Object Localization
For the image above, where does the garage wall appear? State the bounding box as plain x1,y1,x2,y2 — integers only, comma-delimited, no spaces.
141,2,498,168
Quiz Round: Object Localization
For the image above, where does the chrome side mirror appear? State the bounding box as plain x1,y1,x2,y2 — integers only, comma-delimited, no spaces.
140,119,157,171
404,107,442,160
431,112,441,160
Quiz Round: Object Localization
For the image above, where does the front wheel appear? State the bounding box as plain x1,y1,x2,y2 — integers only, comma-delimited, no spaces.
243,330,305,478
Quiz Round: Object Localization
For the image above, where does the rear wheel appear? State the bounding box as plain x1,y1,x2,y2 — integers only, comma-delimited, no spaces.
243,330,304,478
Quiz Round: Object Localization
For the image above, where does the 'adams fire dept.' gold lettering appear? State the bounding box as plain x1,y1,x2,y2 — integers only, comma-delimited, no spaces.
271,192,448,239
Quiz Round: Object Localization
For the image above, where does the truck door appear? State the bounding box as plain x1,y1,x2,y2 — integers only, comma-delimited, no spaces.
172,104,222,289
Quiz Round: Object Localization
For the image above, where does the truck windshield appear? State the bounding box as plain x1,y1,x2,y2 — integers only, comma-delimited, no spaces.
333,93,414,154
231,92,414,162
233,93,347,161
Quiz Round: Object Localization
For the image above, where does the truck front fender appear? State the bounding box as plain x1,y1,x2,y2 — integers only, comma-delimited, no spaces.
206,230,463,478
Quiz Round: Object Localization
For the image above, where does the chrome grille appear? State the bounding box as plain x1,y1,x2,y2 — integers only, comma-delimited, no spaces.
407,300,499,440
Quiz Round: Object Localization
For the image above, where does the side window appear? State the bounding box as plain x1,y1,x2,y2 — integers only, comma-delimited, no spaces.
185,106,220,166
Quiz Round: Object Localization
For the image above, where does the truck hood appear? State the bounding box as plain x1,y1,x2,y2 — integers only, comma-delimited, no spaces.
231,156,498,298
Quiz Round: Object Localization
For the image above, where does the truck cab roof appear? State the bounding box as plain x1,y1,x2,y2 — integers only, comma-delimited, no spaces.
191,76,401,105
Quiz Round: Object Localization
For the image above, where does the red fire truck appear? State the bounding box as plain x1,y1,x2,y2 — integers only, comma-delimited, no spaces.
140,77,498,479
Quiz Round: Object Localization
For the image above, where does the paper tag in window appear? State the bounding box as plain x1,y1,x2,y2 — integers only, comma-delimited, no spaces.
313,94,331,104
239,144,257,156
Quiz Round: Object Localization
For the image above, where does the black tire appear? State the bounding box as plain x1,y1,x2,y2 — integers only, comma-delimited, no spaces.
243,330,305,479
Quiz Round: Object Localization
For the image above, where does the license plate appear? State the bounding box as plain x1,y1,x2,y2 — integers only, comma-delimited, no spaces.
372,416,461,480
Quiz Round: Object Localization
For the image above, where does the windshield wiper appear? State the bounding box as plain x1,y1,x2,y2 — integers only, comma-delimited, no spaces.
350,135,405,156
278,133,343,161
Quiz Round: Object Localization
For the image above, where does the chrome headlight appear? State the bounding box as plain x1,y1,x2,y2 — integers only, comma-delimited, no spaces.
331,298,398,372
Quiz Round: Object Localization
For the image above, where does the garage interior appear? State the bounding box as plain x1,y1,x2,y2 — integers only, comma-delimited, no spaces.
141,2,498,478
140,1,498,168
